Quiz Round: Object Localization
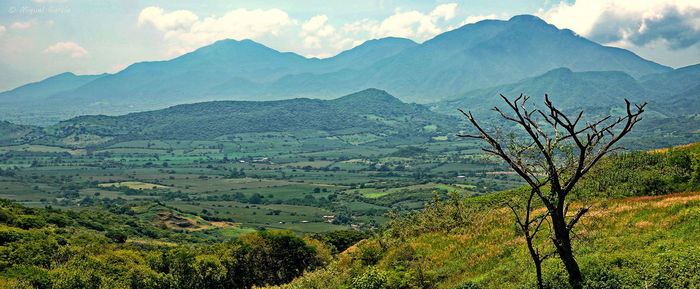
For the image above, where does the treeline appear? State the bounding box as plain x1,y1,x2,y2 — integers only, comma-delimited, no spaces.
0,200,367,289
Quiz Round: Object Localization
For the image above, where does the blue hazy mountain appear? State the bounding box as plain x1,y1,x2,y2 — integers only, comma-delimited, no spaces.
432,63,700,122
640,64,700,115
432,68,647,115
0,15,676,125
291,15,668,102
0,72,106,104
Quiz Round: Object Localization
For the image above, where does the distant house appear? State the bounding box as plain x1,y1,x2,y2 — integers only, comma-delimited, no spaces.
322,215,335,223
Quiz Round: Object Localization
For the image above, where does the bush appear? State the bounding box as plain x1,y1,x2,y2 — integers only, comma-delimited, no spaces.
352,268,387,289
358,243,385,266
105,230,128,243
13,215,46,230
314,230,369,253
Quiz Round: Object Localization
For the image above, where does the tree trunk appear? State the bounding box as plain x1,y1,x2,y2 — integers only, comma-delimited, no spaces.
526,242,544,289
551,209,584,289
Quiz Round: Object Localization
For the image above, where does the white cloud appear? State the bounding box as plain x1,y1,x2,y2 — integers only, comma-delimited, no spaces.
0,26,5,36
300,15,337,49
33,0,71,3
457,14,500,26
302,36,322,49
138,6,199,32
140,6,295,50
11,20,38,30
366,3,459,39
137,3,472,59
43,42,88,58
430,3,458,21
302,15,334,37
539,0,700,49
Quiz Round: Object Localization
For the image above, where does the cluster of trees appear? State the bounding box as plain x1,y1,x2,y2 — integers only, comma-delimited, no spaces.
0,200,369,288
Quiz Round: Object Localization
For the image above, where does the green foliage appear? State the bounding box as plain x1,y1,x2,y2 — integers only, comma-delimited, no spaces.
312,230,369,253
358,242,385,266
389,146,428,158
0,200,329,288
452,281,483,289
104,230,127,243
351,267,388,289
29,89,456,146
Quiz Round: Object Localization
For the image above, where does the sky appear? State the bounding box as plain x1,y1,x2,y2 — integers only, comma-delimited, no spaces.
0,0,699,91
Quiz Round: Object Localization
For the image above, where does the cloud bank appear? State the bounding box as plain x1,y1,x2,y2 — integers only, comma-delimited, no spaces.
137,3,463,59
540,0,700,50
43,42,88,58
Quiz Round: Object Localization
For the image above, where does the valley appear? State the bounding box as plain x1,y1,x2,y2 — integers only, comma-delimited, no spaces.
1,5,699,288
0,126,522,235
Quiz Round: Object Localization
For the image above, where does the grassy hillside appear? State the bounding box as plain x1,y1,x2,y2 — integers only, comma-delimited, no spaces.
270,143,700,289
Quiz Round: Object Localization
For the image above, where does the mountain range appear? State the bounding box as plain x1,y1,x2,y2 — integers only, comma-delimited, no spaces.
0,14,675,125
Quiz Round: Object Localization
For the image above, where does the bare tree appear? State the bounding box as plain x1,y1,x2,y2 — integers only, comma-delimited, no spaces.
505,188,553,289
457,94,646,289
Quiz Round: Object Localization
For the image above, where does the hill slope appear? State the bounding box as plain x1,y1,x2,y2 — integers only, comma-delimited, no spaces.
36,89,458,145
271,143,700,289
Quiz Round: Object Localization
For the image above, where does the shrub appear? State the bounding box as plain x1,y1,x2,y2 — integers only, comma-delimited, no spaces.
352,268,387,289
105,230,128,243
13,215,46,230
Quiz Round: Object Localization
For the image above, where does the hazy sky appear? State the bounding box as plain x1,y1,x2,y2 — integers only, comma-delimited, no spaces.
1,0,699,91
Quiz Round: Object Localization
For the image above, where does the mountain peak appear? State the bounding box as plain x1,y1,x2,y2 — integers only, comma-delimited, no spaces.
507,14,547,24
360,37,417,46
541,67,574,76
197,38,270,52
332,88,401,104
331,37,417,59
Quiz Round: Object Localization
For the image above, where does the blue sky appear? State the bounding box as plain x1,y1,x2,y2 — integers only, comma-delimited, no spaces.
0,0,699,91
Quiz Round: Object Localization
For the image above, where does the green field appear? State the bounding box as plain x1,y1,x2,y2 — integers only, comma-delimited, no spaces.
0,134,522,234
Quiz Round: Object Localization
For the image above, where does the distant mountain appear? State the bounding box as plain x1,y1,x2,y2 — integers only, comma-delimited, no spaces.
35,89,457,146
432,68,648,116
430,65,700,149
639,64,700,115
433,64,700,118
0,72,106,104
0,15,672,125
312,37,419,71
258,15,670,103
336,15,668,102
